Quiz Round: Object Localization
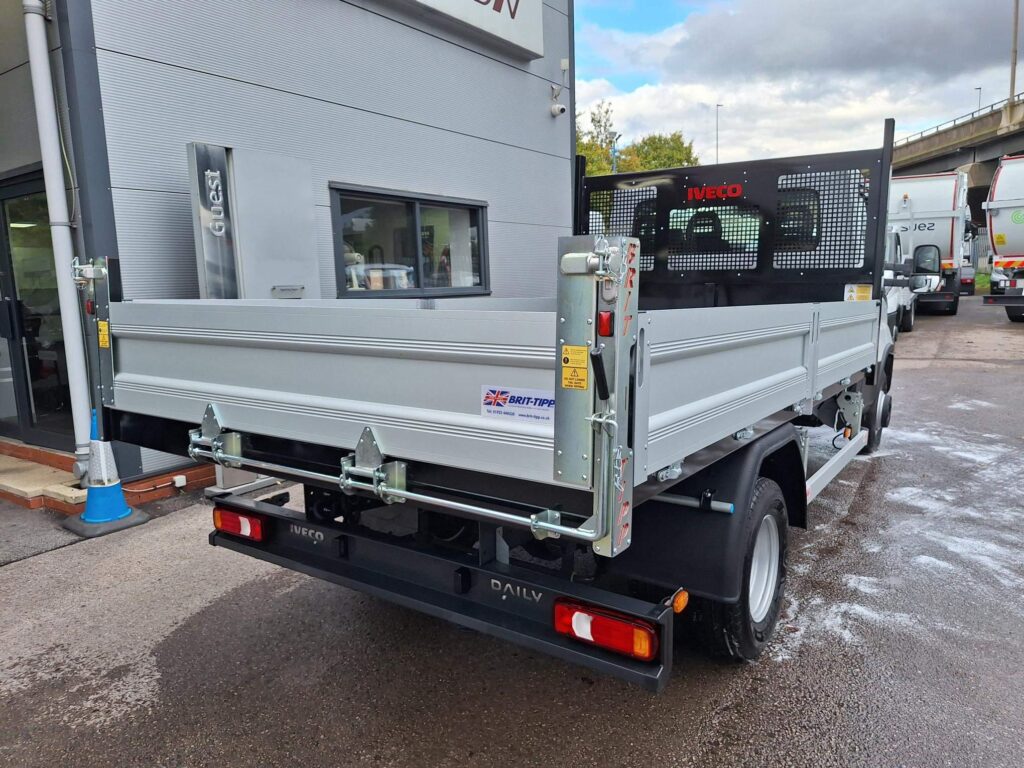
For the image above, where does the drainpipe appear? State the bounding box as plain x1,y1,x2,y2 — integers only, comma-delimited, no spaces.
22,0,91,472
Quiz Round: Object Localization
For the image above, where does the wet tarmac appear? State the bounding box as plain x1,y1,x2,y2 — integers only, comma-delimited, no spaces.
0,296,1021,767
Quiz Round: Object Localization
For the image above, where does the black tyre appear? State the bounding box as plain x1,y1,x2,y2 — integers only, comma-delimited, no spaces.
859,361,891,455
687,478,788,661
1008,307,1024,323
899,301,915,332
949,296,960,315
862,390,890,454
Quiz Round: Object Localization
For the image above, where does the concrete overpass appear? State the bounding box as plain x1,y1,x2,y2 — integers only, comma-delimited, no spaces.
893,94,1024,219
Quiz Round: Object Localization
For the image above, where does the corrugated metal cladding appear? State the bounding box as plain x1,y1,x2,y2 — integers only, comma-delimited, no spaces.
90,0,575,300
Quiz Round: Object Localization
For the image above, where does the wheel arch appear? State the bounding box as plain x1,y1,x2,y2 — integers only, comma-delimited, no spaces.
606,423,806,603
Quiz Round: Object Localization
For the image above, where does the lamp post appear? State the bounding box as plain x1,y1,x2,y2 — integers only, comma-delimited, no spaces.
975,86,983,112
715,103,723,164
1012,0,1021,103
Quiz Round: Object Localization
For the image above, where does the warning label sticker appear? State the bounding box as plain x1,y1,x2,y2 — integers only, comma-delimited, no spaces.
481,386,555,423
97,320,110,349
560,345,589,390
995,232,1007,246
843,284,873,302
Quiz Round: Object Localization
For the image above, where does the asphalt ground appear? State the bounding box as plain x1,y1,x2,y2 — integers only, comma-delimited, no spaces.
0,295,1021,767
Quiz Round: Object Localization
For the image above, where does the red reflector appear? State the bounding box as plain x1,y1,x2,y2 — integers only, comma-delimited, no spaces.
213,507,264,541
553,599,659,662
597,310,614,337
84,299,95,315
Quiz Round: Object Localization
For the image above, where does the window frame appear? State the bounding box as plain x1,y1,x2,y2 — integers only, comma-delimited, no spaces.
330,182,490,298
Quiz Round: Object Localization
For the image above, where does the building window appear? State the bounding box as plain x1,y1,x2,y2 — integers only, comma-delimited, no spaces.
331,185,488,297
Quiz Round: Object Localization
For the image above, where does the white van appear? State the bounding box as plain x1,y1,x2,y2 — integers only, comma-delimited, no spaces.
883,226,916,335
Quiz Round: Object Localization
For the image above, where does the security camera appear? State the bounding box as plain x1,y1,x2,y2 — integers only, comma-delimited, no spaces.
551,104,567,117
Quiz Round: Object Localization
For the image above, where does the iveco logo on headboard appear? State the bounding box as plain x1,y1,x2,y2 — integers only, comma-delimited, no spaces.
687,184,744,202
407,0,544,59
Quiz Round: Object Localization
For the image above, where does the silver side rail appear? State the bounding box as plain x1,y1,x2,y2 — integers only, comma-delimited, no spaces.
805,429,868,502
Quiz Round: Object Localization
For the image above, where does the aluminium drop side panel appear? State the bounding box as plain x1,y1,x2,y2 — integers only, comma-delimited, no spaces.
110,300,560,485
643,300,878,476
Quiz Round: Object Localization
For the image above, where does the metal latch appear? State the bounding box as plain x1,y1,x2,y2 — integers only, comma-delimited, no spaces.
72,257,107,285
339,427,407,504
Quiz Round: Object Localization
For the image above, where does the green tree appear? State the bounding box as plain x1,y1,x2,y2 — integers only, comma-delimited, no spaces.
575,101,699,175
617,132,699,173
575,100,617,176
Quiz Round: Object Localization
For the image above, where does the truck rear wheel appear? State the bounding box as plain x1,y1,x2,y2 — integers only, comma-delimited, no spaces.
687,478,787,661
1007,307,1024,323
899,301,915,332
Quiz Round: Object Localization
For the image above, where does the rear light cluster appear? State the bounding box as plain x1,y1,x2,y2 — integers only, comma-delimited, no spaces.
553,599,659,661
961,277,974,284
213,507,265,541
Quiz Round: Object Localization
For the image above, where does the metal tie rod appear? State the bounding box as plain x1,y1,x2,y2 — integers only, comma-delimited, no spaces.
191,447,604,542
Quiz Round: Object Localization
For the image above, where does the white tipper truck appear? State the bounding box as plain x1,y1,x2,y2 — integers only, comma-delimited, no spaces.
106,124,899,690
983,154,1024,322
888,171,974,315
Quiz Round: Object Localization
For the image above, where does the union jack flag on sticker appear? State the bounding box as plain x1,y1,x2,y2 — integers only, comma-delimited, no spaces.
480,386,555,423
484,389,510,407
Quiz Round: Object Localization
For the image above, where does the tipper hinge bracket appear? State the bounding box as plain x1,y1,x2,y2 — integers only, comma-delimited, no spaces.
340,427,407,505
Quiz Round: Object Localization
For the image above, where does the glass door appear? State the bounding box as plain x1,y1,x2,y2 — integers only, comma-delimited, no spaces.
0,181,75,451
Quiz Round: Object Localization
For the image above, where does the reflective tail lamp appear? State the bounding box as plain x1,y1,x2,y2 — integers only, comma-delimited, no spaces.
553,599,659,662
213,507,265,542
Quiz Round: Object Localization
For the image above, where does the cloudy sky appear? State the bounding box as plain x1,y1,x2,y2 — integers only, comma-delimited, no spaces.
574,0,1020,162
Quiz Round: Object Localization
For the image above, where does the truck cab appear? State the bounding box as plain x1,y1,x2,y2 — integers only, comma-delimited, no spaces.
883,227,916,336
888,171,973,315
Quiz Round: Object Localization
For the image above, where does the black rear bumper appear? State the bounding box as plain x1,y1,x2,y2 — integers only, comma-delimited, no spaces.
984,294,1024,306
209,495,676,691
917,292,958,307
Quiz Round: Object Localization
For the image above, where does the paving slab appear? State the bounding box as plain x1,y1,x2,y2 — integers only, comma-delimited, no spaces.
0,453,86,504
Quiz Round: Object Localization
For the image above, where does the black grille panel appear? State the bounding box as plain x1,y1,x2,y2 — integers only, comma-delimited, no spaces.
587,186,657,270
773,171,868,269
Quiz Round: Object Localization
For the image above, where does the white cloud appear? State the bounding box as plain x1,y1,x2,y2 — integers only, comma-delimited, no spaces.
577,66,1011,163
577,21,689,78
575,1,1018,161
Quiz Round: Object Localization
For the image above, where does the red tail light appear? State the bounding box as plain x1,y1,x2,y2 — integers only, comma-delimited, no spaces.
961,277,974,284
213,507,265,541
553,599,659,661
